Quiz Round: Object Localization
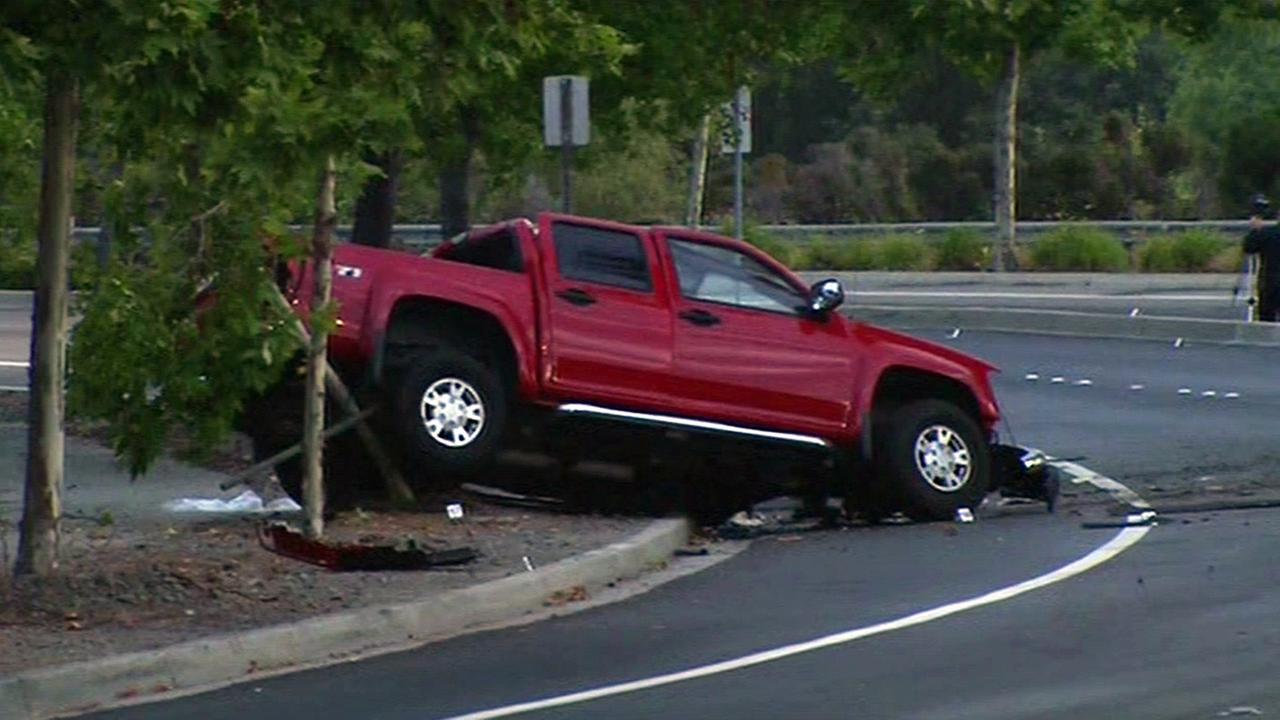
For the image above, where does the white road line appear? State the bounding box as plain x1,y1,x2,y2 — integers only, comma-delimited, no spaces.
0,360,29,368
442,474,1152,720
848,290,1226,302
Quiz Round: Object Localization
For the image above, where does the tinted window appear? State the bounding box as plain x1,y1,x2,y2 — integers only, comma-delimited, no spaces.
439,229,524,273
552,223,652,292
669,239,803,314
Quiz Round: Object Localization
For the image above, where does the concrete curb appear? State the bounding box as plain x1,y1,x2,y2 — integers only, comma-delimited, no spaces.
0,517,692,719
850,305,1280,347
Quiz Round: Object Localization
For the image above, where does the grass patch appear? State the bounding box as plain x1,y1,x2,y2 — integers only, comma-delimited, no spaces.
1029,226,1129,271
1138,230,1232,272
934,229,989,270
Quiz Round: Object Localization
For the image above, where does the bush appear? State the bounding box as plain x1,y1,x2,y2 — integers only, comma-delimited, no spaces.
0,234,36,289
1138,230,1231,272
934,229,989,270
1029,226,1129,271
873,234,932,270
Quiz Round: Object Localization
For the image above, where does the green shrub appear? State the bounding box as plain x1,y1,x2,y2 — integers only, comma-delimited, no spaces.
741,226,795,265
0,233,36,289
872,234,932,270
1029,226,1129,271
1138,230,1231,272
934,229,989,270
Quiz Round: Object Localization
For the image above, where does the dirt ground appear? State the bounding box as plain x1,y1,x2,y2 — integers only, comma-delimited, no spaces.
0,393,653,676
0,501,648,675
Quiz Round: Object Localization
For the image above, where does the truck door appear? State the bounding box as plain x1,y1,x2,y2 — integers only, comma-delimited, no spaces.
658,232,853,436
539,215,673,409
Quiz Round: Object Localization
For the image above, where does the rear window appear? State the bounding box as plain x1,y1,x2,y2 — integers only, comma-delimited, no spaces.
552,222,652,292
439,229,524,273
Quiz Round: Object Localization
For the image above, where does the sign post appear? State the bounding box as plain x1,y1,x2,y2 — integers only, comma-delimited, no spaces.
543,76,589,213
720,87,751,240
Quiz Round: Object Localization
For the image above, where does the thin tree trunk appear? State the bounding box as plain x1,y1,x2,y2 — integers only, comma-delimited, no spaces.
302,155,337,539
16,72,78,578
351,149,402,248
993,42,1020,271
439,107,480,240
685,114,711,228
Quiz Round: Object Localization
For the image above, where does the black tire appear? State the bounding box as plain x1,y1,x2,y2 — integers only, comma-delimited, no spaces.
394,348,508,486
242,373,373,512
877,399,990,521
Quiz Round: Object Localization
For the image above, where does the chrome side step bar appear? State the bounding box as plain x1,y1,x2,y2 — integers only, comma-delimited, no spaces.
557,403,832,448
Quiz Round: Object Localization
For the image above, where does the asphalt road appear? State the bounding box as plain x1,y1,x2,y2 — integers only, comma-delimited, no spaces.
0,292,30,389
88,330,1280,720
808,271,1249,321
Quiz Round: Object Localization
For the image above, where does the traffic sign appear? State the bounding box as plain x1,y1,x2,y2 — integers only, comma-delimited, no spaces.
543,76,590,147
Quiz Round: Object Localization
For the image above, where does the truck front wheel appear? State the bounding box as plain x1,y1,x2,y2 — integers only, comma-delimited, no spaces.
878,399,990,521
395,348,508,485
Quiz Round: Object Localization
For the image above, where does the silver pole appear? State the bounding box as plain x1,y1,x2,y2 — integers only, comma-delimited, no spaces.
560,78,573,214
732,94,743,240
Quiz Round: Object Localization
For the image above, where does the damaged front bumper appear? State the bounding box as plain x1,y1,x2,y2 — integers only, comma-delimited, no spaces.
990,444,1060,512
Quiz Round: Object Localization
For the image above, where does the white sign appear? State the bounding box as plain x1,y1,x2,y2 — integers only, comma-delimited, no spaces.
720,86,752,154
446,503,464,520
543,75,590,147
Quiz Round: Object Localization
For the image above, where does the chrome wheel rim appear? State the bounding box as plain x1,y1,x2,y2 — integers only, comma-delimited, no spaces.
914,424,971,492
419,377,485,447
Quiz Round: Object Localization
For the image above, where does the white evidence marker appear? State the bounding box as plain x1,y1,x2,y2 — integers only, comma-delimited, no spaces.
1025,373,1040,381
1050,376,1066,384
446,503,465,520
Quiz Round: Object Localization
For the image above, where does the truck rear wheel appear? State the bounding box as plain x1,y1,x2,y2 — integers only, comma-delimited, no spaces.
878,399,990,521
394,348,508,486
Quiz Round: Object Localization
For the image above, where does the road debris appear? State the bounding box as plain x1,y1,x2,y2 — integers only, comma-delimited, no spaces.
544,585,589,607
1129,384,1145,391
461,483,565,510
257,523,476,571
1073,379,1093,387
1217,706,1264,717
164,490,300,514
1024,373,1040,381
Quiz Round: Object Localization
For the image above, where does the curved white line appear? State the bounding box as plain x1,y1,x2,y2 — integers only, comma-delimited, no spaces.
442,524,1150,720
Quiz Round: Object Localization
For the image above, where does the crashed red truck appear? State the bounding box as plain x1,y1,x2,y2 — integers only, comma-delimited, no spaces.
242,213,1048,521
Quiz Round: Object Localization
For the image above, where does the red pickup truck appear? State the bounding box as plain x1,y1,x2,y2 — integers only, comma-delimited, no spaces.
255,213,1007,521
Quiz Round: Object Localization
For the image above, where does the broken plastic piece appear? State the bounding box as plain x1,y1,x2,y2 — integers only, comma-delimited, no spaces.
955,508,975,523
446,503,465,520
258,523,476,571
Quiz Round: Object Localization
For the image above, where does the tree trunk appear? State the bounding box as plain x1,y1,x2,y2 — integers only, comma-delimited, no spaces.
993,42,1020,272
16,72,78,578
439,107,480,240
302,155,337,539
685,113,711,228
351,150,402,248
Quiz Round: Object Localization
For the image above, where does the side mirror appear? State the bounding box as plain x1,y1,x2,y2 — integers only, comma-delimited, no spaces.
807,278,845,316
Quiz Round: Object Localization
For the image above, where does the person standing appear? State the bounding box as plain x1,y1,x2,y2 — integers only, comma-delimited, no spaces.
1243,196,1280,322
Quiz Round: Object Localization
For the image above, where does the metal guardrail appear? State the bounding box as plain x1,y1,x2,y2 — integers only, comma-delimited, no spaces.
68,219,1252,252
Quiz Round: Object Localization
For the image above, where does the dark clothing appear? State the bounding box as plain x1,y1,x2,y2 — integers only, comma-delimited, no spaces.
1243,224,1280,321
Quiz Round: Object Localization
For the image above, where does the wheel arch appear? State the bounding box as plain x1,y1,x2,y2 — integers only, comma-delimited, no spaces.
863,366,984,458
380,297,522,398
